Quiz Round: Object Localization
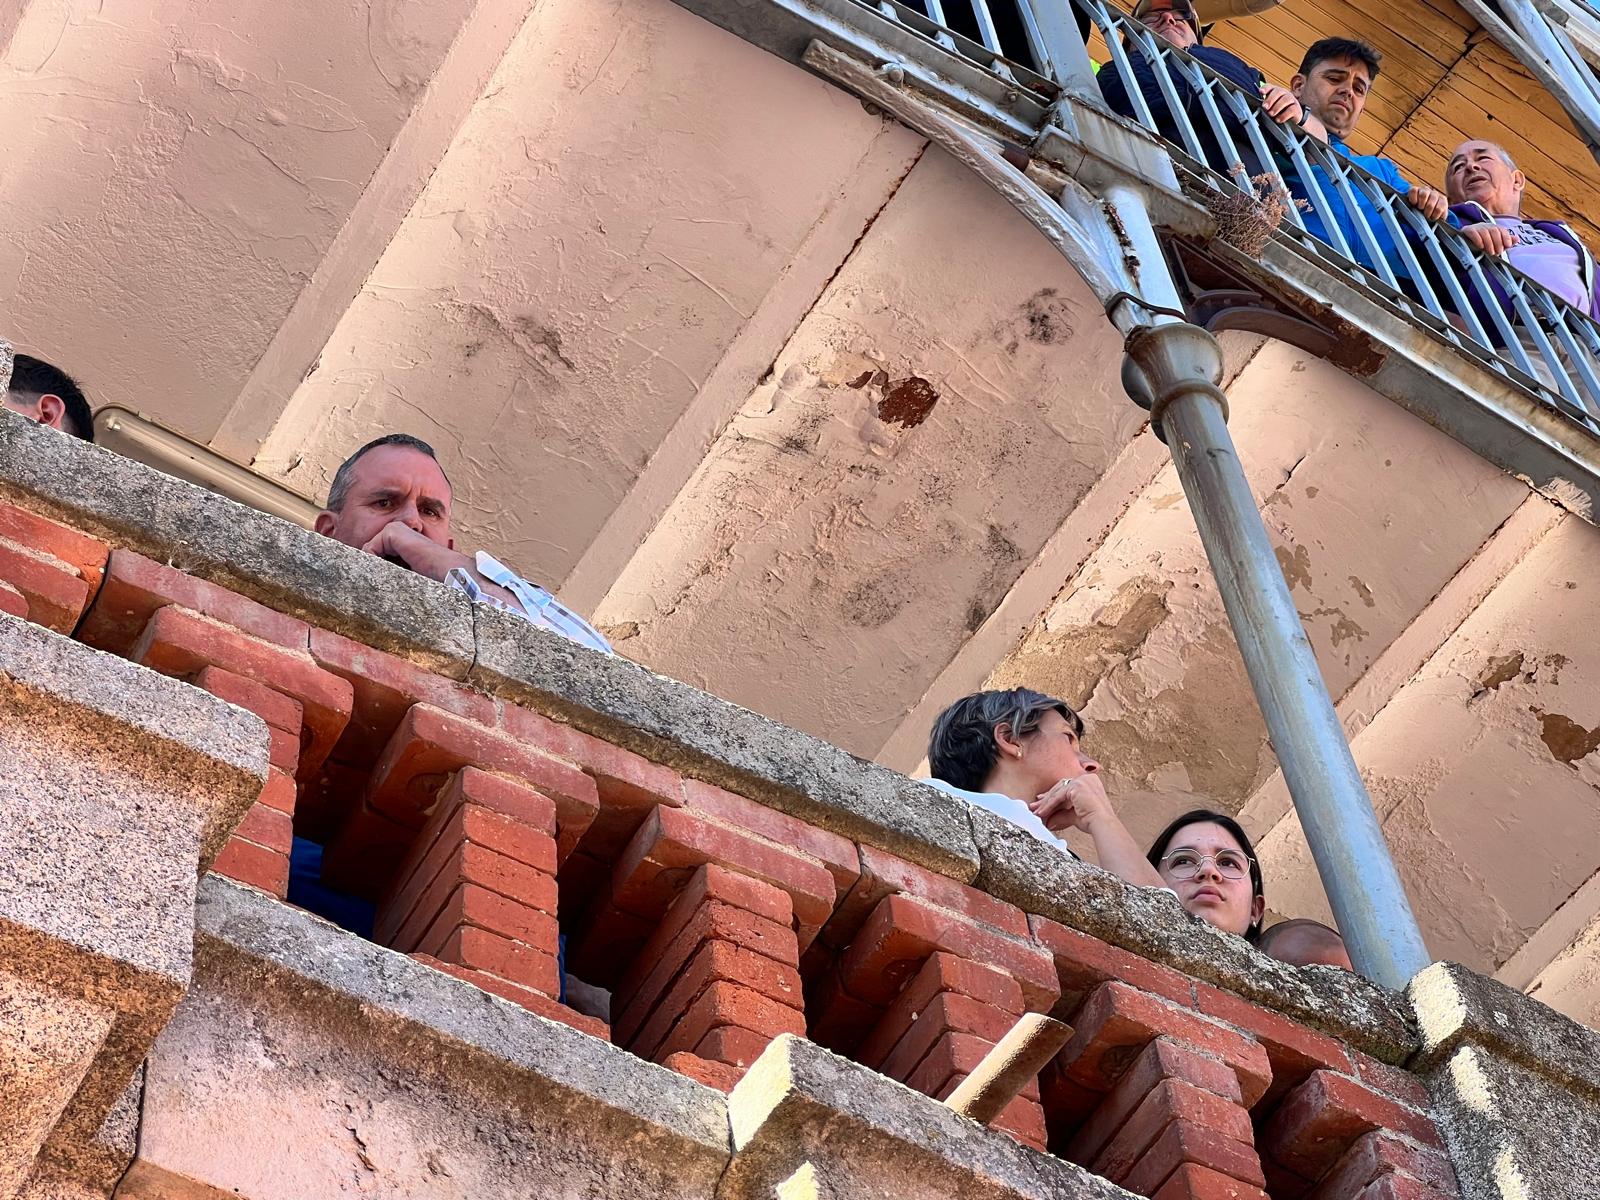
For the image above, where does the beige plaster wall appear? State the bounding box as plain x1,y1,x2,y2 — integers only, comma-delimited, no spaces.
591,149,1142,756
0,0,478,440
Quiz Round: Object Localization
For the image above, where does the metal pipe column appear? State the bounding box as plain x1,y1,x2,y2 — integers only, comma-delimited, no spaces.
1124,320,1431,988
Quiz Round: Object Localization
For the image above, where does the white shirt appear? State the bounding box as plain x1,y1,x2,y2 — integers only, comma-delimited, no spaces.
922,778,1080,860
444,551,613,655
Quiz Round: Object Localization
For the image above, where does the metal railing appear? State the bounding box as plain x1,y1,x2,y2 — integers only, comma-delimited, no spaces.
852,0,1600,435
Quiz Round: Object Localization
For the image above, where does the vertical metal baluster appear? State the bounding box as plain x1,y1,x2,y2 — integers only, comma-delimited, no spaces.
1526,287,1600,424
1457,248,1545,380
1271,129,1359,261
1391,206,1500,353
1186,73,1257,191
970,0,1004,54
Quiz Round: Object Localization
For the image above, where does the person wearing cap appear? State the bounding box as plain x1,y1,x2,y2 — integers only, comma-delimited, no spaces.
1098,0,1305,176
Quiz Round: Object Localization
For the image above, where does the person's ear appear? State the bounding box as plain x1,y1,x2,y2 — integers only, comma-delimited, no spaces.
313,510,338,537
1511,168,1526,199
1289,72,1305,99
993,722,1023,760
1250,895,1267,926
35,393,65,430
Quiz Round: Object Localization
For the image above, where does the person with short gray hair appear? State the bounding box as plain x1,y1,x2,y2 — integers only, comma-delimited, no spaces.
925,688,1164,887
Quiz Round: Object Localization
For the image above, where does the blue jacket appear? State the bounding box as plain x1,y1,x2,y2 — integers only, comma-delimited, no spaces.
1291,138,1413,277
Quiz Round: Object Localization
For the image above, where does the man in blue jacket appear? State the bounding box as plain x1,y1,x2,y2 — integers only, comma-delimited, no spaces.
1287,38,1447,280
1098,0,1305,176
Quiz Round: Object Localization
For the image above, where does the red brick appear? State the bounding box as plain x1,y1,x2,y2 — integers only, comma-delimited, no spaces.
679,777,860,899
1031,915,1197,1009
989,1095,1049,1150
661,1051,744,1092
879,993,1022,1083
694,1024,774,1069
433,925,561,998
235,802,294,856
194,666,305,734
1348,1051,1434,1113
257,768,298,817
81,548,307,652
824,844,1030,945
609,893,798,1027
379,831,557,948
903,1031,1040,1104
1057,982,1272,1105
1262,1071,1444,1181
364,704,597,859
1067,1037,1246,1165
267,723,301,772
411,954,609,1040
651,980,807,1062
838,893,1058,1011
1121,1119,1266,1195
627,941,804,1057
0,502,108,590
0,580,27,619
407,883,559,960
609,805,835,949
857,952,1024,1069
501,702,684,855
444,767,557,835
1197,984,1352,1103
617,937,802,1048
1155,1164,1272,1200
0,538,90,633
132,605,351,778
213,838,289,898
1312,1132,1459,1200
1092,1080,1257,1183
309,627,497,766
1355,1180,1456,1200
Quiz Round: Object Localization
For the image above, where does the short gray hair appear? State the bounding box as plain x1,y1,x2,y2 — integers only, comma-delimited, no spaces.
928,687,1085,791
325,433,446,511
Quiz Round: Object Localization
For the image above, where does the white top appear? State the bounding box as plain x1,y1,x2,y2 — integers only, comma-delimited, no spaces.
444,551,613,655
922,777,1080,860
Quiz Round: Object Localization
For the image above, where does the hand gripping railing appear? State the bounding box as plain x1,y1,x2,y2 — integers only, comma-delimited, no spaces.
848,0,1600,435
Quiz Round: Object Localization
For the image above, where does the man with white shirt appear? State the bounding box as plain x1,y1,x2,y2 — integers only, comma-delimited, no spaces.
314,433,611,654
1443,139,1600,323
925,688,1163,887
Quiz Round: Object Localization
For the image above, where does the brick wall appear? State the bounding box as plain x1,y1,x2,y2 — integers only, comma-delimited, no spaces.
0,498,1457,1200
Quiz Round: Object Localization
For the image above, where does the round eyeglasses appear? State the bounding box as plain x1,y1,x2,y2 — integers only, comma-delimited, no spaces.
1158,850,1252,880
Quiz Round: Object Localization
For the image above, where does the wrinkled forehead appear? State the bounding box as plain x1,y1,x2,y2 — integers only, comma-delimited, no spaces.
350,445,453,504
1449,140,1502,167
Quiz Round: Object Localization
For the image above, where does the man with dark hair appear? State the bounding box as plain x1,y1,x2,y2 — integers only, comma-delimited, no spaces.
314,433,611,653
1288,38,1447,276
925,687,1163,886
2,353,94,441
1258,917,1353,970
1098,0,1305,176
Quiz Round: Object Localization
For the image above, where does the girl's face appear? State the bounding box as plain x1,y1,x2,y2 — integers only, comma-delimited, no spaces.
1155,821,1264,938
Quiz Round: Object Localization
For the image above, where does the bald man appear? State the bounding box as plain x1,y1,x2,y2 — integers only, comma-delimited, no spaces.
1258,918,1353,970
1445,139,1600,323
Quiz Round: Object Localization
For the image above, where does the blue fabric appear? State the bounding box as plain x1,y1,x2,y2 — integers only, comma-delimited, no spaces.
288,837,376,938
1294,138,1412,276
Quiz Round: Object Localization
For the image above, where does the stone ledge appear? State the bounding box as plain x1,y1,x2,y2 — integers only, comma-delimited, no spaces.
193,875,732,1155
1409,961,1600,1099
0,612,268,871
972,808,1419,1063
723,1034,1131,1199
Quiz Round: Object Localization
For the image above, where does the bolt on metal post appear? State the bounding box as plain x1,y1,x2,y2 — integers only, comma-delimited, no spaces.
1121,321,1431,989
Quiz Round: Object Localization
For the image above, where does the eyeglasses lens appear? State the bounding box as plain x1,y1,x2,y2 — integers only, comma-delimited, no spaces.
1165,852,1249,880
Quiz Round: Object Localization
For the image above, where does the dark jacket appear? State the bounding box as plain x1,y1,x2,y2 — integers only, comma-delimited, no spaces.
1098,42,1264,177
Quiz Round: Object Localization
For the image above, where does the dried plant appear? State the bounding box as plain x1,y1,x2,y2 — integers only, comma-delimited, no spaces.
1206,171,1295,257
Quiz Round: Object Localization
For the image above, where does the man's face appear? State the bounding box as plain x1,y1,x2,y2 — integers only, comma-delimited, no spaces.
1292,56,1372,140
2,390,67,432
1445,140,1524,215
314,445,454,552
1139,2,1198,49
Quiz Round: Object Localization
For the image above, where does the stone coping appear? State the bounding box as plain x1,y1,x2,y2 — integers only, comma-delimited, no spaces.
194,874,732,1156
0,611,268,871
0,410,1417,1060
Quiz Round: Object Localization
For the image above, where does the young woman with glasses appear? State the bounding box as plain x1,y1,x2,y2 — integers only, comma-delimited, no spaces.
1145,809,1266,942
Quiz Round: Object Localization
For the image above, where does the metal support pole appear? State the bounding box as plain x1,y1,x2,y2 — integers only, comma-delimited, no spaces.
1122,320,1431,988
